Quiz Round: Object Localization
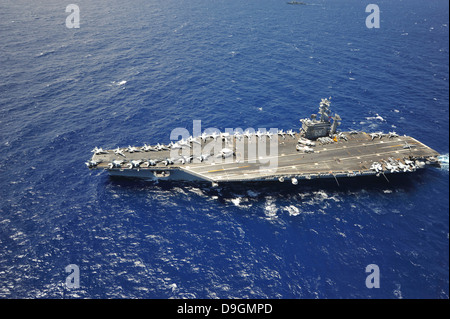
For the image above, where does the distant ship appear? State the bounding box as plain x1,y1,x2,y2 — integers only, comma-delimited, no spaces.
287,1,307,5
86,98,441,185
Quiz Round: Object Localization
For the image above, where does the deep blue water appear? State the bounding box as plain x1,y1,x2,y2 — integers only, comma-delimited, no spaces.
0,0,448,299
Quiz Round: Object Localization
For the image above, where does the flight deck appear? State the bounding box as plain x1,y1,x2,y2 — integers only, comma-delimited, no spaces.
86,98,440,184
87,131,440,183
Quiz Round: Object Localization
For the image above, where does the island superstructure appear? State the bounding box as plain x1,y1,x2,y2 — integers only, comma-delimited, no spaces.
86,98,440,184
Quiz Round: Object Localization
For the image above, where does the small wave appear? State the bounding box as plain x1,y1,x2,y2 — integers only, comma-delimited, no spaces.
226,195,252,208
173,22,188,33
187,187,208,197
283,205,300,216
264,199,278,219
36,50,55,58
167,283,177,292
230,197,242,206
393,283,403,299
110,80,127,87
313,190,329,201
366,113,385,121
247,190,259,197
438,153,449,172
297,190,340,209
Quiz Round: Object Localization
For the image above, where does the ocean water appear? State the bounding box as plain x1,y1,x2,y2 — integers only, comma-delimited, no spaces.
0,0,448,299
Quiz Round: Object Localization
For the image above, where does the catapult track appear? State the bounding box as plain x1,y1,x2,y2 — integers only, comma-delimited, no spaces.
87,131,440,184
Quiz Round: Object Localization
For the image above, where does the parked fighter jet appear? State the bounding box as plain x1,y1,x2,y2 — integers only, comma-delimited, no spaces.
397,161,412,172
176,138,190,148
370,162,383,173
277,129,286,139
255,130,264,140
298,137,315,146
384,160,399,173
141,144,157,152
244,130,254,139
167,141,182,150
318,136,334,144
114,147,125,157
155,143,169,151
220,132,230,141
337,132,348,141
403,141,415,149
162,158,175,166
143,159,160,167
108,159,125,169
127,159,143,169
406,160,418,171
197,154,210,162
286,129,296,138
210,132,220,141
177,155,193,164
91,147,108,155
85,159,102,168
388,131,399,138
234,131,243,141
369,132,383,140
198,132,207,143
126,145,140,153
215,148,234,158
188,136,201,145
296,144,314,153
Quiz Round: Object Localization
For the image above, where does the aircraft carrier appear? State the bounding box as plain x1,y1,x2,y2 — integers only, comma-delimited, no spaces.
86,98,441,185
